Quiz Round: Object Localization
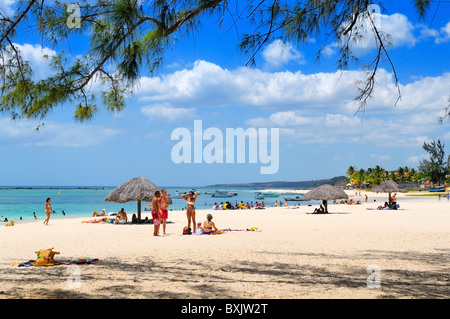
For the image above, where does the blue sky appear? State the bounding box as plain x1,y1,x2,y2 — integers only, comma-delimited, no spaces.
0,1,449,187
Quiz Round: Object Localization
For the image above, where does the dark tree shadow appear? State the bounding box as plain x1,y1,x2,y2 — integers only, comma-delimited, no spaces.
1,249,448,299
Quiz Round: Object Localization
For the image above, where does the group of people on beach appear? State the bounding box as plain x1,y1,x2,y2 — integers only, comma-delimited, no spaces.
211,200,266,210
39,189,224,236
181,191,224,235
151,189,170,236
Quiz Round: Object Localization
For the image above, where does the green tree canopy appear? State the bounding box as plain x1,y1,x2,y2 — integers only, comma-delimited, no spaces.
0,0,447,123
419,139,450,185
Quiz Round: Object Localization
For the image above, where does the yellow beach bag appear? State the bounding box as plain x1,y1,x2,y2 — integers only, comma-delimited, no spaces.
34,248,60,267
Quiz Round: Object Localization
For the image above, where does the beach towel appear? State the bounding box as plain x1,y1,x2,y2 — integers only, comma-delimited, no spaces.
221,227,261,232
12,248,101,267
14,258,101,267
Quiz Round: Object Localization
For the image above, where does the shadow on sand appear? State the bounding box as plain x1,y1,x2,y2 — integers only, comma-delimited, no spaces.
1,249,448,299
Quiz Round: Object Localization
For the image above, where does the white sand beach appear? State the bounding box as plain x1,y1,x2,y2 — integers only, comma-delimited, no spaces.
0,190,448,299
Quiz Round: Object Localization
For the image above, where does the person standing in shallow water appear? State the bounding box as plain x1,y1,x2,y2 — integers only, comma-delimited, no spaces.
44,198,52,225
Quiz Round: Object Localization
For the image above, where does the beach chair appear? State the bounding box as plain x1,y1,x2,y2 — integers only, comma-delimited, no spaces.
34,248,60,267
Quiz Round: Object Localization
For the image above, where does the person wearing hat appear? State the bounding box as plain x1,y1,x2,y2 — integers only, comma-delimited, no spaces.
93,209,106,217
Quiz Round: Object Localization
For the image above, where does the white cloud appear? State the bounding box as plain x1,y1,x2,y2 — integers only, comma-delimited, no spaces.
1,43,57,80
245,106,446,149
436,21,450,44
16,43,57,79
0,118,121,147
0,0,16,16
136,60,363,110
416,21,450,44
136,60,449,122
262,40,305,69
268,111,312,127
444,131,450,141
339,12,417,56
370,154,391,161
135,59,450,151
140,103,195,122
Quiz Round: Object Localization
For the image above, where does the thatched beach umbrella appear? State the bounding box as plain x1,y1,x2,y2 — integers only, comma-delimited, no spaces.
105,176,172,223
303,184,349,213
373,180,406,206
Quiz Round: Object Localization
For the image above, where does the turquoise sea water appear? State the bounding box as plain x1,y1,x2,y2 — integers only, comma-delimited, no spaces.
0,186,319,223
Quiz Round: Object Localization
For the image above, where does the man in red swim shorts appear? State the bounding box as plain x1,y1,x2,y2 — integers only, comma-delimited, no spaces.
160,189,170,235
152,191,162,236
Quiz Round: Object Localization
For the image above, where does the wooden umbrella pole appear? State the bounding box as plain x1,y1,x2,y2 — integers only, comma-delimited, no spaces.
323,200,328,213
137,200,141,223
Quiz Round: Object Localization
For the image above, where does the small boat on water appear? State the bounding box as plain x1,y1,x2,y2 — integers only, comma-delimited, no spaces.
284,196,305,201
254,192,280,199
262,193,279,197
211,190,237,198
429,187,446,192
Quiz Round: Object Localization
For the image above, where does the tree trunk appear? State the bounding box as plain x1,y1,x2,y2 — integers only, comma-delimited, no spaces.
323,200,328,213
137,200,141,223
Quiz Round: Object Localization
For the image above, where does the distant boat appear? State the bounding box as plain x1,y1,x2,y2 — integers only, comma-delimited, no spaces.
254,192,280,199
212,190,236,198
261,193,280,197
284,196,305,201
429,186,446,192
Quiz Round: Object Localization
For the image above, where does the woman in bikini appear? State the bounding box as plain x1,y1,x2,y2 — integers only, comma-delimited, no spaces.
181,191,198,233
203,214,224,235
44,198,52,225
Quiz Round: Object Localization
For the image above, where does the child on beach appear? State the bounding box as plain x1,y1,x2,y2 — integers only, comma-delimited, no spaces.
195,222,203,235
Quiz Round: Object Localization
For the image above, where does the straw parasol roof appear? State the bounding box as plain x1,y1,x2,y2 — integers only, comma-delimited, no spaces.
105,176,172,223
303,184,349,213
372,180,406,206
372,180,405,193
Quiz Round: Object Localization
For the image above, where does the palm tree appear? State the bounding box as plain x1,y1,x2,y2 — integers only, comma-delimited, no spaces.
397,167,405,183
355,168,366,187
346,166,356,179
373,165,385,185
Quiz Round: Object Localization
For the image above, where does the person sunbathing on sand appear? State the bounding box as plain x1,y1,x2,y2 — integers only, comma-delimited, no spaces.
82,217,108,223
203,214,225,235
313,205,325,214
93,209,106,217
